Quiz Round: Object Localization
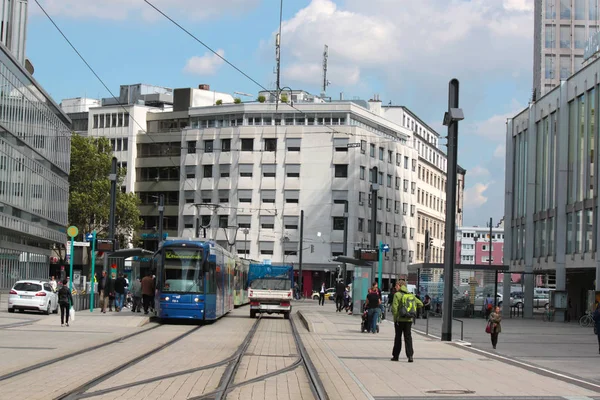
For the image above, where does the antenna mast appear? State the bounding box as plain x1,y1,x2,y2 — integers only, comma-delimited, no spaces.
275,33,281,111
321,44,329,98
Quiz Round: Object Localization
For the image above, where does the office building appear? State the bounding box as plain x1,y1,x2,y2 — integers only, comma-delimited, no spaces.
533,0,600,100
506,57,600,320
0,0,72,289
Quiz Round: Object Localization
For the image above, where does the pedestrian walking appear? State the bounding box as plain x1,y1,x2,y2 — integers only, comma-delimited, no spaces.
318,283,325,306
57,279,73,327
391,281,423,362
366,288,381,334
487,305,502,349
97,271,108,313
50,276,57,292
141,272,155,314
114,273,128,312
422,295,431,318
106,273,116,312
335,280,345,312
131,277,142,312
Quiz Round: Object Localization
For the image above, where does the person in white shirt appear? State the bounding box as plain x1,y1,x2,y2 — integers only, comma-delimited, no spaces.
50,276,57,292
319,283,326,306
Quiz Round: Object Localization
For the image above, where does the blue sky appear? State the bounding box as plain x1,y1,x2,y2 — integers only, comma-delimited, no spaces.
28,0,534,227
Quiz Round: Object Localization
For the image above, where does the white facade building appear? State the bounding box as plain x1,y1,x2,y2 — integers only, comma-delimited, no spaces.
175,100,419,279
60,97,101,113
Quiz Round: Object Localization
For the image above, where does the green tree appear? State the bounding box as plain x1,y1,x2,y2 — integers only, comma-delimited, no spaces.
234,97,241,104
68,134,142,250
215,99,223,105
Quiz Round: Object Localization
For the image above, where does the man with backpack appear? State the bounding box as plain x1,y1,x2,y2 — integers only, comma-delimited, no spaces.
391,281,423,362
57,279,73,327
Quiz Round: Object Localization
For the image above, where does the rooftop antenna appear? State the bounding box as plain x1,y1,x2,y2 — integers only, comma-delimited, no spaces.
321,44,329,98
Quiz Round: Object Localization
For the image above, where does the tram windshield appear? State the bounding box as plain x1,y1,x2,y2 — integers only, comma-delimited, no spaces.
162,248,203,293
249,278,291,291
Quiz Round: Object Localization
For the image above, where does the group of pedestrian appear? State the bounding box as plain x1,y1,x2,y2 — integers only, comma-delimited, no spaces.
95,271,156,314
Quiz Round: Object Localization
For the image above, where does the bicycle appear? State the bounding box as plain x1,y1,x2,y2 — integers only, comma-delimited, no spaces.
579,311,594,327
542,306,555,322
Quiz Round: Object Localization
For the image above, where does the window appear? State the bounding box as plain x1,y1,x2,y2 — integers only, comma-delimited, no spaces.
203,165,213,178
560,55,571,79
284,241,299,256
331,243,344,257
358,218,364,232
237,215,251,229
333,217,345,230
410,228,415,239
410,204,416,216
376,221,382,234
241,139,254,151
379,147,384,160
260,241,274,255
238,190,252,203
394,224,399,237
359,191,366,205
261,190,276,203
411,181,416,194
221,138,231,152
185,165,195,179
93,115,98,128
396,153,401,166
360,166,366,180
260,215,275,229
370,143,375,157
239,164,253,177
388,150,393,164
404,156,409,169
360,140,366,154
575,0,585,19
219,190,229,203
201,190,212,203
204,140,214,153
412,159,417,171
220,164,230,178
574,25,585,49
402,202,408,215
377,196,383,210
286,164,300,178
403,179,409,192
284,216,299,229
334,164,348,178
287,138,301,152
386,198,391,210
262,164,276,177
378,172,383,185
402,226,407,238
394,200,400,213
395,177,400,189
334,138,349,151
265,138,277,152
545,25,555,49
200,215,212,227
386,223,391,236
545,54,556,79
387,174,392,187
284,190,299,203
219,215,228,228
560,25,570,48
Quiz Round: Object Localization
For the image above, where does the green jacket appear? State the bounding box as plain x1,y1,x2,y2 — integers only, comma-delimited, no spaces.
392,285,423,322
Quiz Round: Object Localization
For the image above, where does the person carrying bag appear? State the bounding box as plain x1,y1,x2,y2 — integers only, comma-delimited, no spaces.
57,279,74,327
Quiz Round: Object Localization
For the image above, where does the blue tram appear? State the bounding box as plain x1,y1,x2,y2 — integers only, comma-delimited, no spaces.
153,239,235,320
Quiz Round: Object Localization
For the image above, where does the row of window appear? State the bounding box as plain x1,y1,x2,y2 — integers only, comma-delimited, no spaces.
417,189,445,214
416,242,444,263
357,191,413,215
418,164,446,191
110,138,129,152
461,232,505,240
417,216,444,239
93,112,130,129
359,166,416,192
545,0,597,20
190,114,347,129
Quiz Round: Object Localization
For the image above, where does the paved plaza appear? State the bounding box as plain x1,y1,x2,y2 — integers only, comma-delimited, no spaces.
1,300,600,399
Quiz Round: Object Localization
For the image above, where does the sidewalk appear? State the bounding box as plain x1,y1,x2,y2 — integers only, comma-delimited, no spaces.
294,301,600,399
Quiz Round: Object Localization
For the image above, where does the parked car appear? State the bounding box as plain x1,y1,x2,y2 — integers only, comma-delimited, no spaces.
8,280,59,314
312,287,336,300
513,293,549,309
474,292,515,309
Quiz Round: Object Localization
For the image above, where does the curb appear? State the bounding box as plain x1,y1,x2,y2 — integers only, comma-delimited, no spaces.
296,310,313,332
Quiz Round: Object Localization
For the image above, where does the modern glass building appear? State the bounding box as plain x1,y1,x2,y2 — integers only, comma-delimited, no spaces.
506,57,600,320
0,39,71,289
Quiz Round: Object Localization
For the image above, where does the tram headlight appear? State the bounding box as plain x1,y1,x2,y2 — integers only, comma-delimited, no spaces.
194,297,200,303
164,296,170,301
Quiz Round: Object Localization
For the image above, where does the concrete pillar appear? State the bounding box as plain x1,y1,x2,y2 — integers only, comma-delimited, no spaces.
503,117,515,318
523,104,537,319
553,81,570,322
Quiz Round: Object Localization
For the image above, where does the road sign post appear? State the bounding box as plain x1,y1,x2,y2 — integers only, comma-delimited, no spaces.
90,230,96,312
378,243,389,288
66,226,79,293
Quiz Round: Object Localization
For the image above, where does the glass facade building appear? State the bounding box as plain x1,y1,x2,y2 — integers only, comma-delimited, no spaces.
0,40,71,289
506,57,600,321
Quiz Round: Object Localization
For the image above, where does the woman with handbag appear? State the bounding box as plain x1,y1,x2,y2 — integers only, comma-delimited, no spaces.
487,306,502,349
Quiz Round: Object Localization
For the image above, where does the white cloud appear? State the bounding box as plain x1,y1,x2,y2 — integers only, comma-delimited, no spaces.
493,144,506,158
468,165,491,178
283,63,361,87
31,0,260,21
464,182,492,208
274,0,533,89
463,100,524,141
184,50,225,76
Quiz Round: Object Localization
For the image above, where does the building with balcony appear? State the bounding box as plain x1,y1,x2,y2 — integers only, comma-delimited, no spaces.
455,226,509,286
0,1,72,289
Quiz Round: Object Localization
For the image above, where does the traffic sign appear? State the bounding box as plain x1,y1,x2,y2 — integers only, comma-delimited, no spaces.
346,143,361,148
381,243,390,253
67,226,78,238
85,233,94,242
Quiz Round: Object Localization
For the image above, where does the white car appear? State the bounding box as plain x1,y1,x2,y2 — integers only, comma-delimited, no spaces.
8,280,59,314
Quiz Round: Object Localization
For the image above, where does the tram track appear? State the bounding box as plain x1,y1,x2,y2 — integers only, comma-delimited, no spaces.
51,312,327,400
54,324,203,400
0,323,161,382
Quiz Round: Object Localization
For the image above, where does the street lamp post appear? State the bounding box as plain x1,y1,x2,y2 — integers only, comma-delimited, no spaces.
243,228,249,259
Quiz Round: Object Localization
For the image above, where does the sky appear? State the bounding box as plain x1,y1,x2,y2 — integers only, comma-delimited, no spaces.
27,0,534,227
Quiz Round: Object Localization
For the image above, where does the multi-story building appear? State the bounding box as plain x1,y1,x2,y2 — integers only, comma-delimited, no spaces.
134,89,420,293
505,55,600,320
0,0,28,66
0,0,72,289
533,0,600,100
455,226,507,286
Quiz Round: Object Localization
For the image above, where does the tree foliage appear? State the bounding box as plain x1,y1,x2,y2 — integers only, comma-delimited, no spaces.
68,134,141,245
